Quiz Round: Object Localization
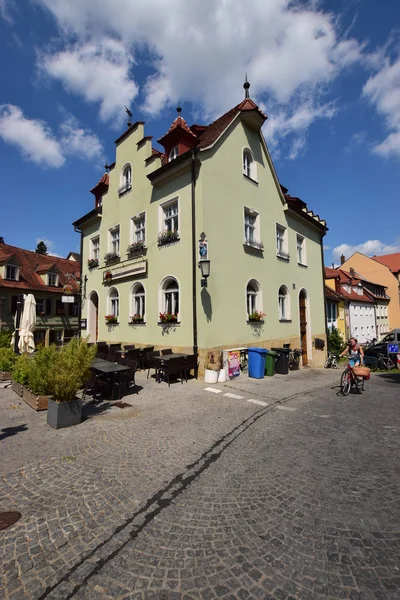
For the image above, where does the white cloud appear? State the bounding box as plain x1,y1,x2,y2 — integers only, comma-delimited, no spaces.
362,54,400,159
40,39,138,124
0,104,65,167
0,104,103,167
34,0,367,151
0,0,12,22
333,239,400,261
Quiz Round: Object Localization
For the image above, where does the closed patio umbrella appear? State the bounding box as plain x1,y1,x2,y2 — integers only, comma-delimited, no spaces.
18,294,36,354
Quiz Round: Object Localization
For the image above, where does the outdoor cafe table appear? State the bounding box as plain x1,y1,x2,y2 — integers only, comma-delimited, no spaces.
152,353,188,361
91,358,130,399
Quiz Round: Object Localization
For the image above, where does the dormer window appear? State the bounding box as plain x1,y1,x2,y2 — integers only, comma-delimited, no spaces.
169,146,179,162
6,265,19,281
97,195,103,208
48,273,58,287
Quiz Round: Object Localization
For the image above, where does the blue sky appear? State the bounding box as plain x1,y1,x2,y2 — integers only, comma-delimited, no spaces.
0,0,399,264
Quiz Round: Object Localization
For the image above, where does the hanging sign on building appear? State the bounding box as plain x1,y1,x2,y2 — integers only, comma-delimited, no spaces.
62,295,75,303
227,350,241,378
103,260,147,283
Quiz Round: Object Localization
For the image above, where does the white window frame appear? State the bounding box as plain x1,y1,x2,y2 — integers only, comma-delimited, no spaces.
131,282,146,321
5,264,19,281
243,148,257,181
91,236,100,261
246,279,262,319
296,234,307,266
160,276,180,319
119,164,132,194
244,207,261,247
108,287,119,319
48,272,58,287
278,285,291,321
159,197,179,235
276,224,289,259
109,225,120,256
131,213,146,245
169,146,179,162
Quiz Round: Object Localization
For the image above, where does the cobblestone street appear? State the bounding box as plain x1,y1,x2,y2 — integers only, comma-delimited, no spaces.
0,369,399,599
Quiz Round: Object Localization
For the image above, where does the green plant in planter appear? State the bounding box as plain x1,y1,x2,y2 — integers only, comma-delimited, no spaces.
0,329,12,348
0,348,17,371
48,339,97,402
27,345,57,395
12,353,30,385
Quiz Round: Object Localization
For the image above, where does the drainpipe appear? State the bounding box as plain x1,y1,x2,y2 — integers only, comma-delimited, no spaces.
191,148,199,365
74,225,84,339
320,231,329,352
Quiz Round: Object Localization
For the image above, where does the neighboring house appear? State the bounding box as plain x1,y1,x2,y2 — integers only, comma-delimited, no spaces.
341,252,400,330
74,82,328,370
324,267,347,340
0,243,80,345
67,252,81,262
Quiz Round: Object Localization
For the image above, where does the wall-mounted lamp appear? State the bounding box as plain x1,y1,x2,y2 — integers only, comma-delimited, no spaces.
199,259,211,287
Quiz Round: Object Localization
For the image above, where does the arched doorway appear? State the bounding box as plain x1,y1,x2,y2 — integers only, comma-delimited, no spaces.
299,290,308,366
88,291,99,342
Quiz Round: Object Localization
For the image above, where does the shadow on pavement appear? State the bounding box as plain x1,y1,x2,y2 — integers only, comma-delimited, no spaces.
0,423,28,441
375,372,400,385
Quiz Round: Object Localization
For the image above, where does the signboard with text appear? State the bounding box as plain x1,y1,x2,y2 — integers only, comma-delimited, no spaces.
228,350,241,378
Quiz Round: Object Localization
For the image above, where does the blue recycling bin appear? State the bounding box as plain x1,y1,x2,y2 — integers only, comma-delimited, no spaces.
248,347,268,379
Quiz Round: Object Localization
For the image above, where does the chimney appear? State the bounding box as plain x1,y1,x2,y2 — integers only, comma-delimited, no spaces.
340,254,345,265
349,267,355,276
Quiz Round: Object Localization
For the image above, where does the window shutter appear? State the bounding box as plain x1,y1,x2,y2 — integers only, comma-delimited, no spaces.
46,298,52,315
10,295,17,314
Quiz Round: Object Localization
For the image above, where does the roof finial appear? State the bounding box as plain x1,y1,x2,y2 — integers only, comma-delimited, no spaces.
104,162,110,173
176,104,182,116
243,74,250,99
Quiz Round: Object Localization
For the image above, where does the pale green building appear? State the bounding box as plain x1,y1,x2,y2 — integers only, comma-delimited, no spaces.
74,85,328,372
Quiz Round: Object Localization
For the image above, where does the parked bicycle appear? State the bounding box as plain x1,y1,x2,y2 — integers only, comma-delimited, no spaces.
370,352,396,371
324,352,338,369
340,362,371,396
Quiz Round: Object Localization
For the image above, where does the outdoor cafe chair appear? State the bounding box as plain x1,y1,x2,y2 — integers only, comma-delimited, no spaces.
97,352,107,359
182,354,198,382
106,353,117,363
161,348,173,356
114,359,139,398
118,357,128,366
146,350,161,379
157,357,185,387
123,344,135,351
82,369,108,402
109,343,122,354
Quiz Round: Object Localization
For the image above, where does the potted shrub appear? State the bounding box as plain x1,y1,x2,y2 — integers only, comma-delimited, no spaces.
105,314,118,325
130,314,144,324
159,312,178,324
47,339,97,429
11,353,30,397
87,258,99,269
204,350,222,384
23,345,57,411
0,329,12,348
0,348,17,381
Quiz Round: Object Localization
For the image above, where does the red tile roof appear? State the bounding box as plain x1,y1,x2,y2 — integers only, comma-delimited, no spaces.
158,116,197,144
0,243,80,293
325,285,342,301
372,252,400,274
90,173,109,196
324,267,339,279
339,286,374,303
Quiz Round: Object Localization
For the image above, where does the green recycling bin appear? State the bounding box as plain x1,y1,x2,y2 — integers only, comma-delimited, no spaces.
265,350,278,377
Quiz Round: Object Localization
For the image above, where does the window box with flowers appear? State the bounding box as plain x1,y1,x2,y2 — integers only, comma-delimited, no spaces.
158,312,179,325
104,270,113,283
157,231,180,247
248,310,265,324
88,258,99,269
127,241,146,256
129,314,145,325
104,252,119,264
105,314,118,325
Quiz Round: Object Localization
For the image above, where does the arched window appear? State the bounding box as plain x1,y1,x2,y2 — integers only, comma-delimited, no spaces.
119,165,132,194
278,285,290,320
108,287,119,318
169,146,179,162
243,149,256,180
131,283,145,320
161,277,179,316
246,279,261,319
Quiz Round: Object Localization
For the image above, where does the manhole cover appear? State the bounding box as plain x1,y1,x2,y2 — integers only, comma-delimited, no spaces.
114,401,131,409
0,511,22,531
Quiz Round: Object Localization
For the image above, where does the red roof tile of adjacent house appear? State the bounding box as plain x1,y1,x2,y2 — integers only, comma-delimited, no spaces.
324,267,339,279
339,287,374,303
158,116,197,144
0,243,80,293
325,286,342,301
90,173,109,195
372,252,400,273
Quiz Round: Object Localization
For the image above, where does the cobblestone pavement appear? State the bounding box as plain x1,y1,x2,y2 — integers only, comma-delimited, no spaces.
0,370,399,599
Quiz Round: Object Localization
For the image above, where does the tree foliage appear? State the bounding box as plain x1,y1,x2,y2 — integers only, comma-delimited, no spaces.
327,326,346,355
35,241,48,254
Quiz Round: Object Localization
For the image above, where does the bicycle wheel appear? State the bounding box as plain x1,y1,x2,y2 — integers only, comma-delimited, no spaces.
377,357,388,371
324,358,331,369
387,356,396,370
340,370,351,396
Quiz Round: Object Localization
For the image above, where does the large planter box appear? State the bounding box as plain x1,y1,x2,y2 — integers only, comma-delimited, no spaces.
23,387,50,411
12,380,24,397
47,398,82,429
0,371,12,381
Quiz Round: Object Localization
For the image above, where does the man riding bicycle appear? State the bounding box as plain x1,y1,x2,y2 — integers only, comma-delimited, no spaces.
340,337,364,366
